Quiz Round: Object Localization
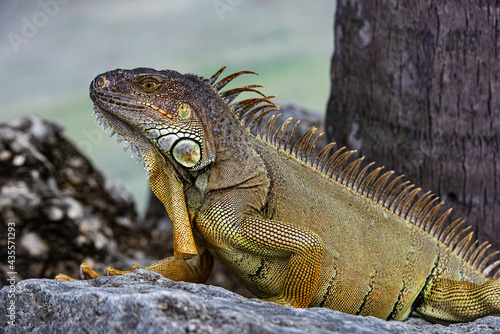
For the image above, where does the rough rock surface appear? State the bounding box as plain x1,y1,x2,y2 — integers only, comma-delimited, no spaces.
1,271,499,334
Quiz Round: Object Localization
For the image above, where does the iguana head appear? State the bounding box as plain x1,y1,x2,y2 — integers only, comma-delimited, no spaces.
89,67,221,176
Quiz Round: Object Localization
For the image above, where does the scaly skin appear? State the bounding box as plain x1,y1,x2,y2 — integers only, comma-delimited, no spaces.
56,67,500,323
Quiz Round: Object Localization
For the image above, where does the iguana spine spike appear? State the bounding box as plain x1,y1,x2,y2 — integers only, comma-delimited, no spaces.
421,202,444,232
279,118,293,150
456,231,474,258
321,147,346,175
472,243,492,268
478,251,500,273
292,127,317,161
494,268,500,279
207,66,227,85
116,135,123,145
338,157,364,187
463,240,479,263
359,167,384,197
383,181,410,209
400,188,423,219
239,97,277,122
483,260,500,277
285,121,300,153
247,108,277,134
214,70,259,92
415,197,440,228
407,192,433,224
439,218,464,245
429,208,452,238
326,151,355,180
221,85,266,103
313,142,335,170
231,97,264,114
448,226,472,250
442,219,466,245
396,187,421,218
263,114,280,143
352,162,375,192
469,241,490,266
368,170,392,202
390,185,415,213
241,105,266,123
306,133,323,165
272,117,292,149
290,126,311,158
377,175,404,206
220,85,266,99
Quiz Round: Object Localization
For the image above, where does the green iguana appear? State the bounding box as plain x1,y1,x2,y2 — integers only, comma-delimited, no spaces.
57,66,500,324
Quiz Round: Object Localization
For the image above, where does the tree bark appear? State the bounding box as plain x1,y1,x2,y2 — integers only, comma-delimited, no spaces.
326,1,500,252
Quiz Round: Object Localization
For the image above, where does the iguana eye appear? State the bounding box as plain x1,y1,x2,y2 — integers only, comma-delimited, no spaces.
178,103,192,119
141,80,159,92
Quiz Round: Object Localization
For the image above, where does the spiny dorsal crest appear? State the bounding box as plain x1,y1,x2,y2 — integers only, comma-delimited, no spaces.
204,66,500,279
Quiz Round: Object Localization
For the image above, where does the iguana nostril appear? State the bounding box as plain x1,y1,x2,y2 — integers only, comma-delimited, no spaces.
96,76,106,87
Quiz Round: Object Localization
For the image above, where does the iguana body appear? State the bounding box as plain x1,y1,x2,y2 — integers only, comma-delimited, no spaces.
57,67,500,323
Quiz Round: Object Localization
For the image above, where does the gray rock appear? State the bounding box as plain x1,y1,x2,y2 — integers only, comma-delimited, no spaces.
1,271,499,334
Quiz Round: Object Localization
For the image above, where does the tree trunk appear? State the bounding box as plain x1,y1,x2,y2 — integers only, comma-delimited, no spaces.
326,1,500,252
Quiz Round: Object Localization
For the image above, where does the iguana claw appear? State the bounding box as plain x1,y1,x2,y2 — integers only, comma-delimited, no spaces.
54,273,77,281
106,264,140,276
55,263,140,281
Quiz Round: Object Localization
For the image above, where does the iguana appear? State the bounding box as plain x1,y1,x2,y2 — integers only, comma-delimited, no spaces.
57,66,500,324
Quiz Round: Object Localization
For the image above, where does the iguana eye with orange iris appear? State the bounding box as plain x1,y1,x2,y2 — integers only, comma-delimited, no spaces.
178,103,192,119
142,80,158,92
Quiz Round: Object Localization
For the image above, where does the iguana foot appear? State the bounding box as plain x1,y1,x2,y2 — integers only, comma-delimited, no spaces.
55,263,140,281
415,277,500,323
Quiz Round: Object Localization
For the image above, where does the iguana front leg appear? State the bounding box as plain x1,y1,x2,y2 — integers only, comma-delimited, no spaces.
415,277,500,323
240,216,325,308
199,199,325,308
56,247,214,283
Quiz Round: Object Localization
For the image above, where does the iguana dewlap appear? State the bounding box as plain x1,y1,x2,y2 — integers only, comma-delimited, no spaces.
56,66,500,324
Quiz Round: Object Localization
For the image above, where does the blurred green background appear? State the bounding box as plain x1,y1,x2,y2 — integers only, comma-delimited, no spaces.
0,0,335,214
